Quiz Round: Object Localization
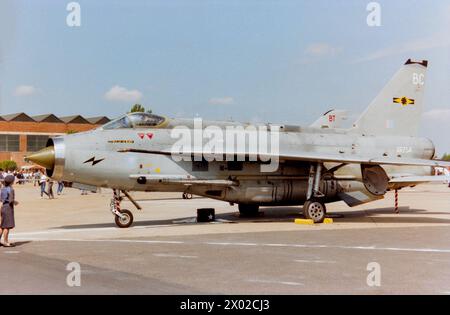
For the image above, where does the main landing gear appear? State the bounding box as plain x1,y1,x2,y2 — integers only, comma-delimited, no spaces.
303,199,327,223
182,192,193,199
111,189,142,228
302,163,327,223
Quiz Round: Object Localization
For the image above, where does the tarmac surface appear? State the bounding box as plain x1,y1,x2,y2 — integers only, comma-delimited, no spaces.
0,182,449,294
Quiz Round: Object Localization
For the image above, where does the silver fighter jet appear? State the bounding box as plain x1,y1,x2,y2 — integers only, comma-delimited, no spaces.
27,59,450,227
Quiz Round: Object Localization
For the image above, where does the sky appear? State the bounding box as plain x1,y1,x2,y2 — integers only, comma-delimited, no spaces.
0,0,449,154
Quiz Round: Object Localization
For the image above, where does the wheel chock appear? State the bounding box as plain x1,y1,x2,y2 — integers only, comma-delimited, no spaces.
294,219,314,225
197,208,215,222
323,218,334,224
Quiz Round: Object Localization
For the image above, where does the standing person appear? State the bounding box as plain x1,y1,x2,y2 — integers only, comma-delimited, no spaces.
39,174,48,198
0,175,18,247
17,172,24,185
47,178,55,199
57,181,64,195
33,171,40,187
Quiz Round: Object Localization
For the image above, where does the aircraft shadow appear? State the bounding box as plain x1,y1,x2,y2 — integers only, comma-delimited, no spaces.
133,197,206,202
54,206,450,230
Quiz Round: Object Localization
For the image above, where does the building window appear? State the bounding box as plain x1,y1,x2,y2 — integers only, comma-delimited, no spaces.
0,135,20,152
27,135,49,152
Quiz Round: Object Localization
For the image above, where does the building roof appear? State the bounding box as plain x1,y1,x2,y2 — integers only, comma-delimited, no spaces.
0,113,110,125
86,116,111,124
59,115,91,124
1,112,35,122
32,114,64,123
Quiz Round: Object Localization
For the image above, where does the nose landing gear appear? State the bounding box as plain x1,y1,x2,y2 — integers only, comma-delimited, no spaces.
114,209,134,228
111,189,142,228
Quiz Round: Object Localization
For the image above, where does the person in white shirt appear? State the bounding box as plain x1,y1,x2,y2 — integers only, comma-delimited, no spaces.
39,174,49,198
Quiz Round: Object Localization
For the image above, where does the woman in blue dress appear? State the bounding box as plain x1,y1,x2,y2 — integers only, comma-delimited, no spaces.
0,175,18,247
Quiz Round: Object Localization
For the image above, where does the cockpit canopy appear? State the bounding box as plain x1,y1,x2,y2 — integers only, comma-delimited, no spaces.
102,112,167,130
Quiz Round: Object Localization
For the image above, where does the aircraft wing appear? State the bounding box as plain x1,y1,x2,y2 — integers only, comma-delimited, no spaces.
119,148,450,168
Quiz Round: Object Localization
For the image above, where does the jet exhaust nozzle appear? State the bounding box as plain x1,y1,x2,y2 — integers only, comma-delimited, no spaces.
25,146,56,170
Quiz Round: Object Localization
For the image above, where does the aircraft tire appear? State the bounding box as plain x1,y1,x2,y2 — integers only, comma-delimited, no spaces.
115,209,134,228
303,200,326,223
238,204,260,217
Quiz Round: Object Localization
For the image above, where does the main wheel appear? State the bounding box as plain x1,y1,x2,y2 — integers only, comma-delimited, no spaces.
114,209,134,228
238,204,260,217
303,200,326,223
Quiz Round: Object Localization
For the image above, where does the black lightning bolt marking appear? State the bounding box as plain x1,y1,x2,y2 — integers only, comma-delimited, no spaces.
83,157,105,166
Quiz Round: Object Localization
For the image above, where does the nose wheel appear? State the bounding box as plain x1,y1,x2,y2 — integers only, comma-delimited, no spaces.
110,189,141,228
114,209,134,228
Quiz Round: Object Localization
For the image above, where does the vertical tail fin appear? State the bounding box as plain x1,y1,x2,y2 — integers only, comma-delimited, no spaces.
352,59,428,136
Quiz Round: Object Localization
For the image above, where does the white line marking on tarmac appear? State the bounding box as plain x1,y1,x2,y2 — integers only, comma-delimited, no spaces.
10,237,450,254
12,225,173,236
206,242,258,246
2,251,20,254
294,259,337,264
153,253,198,259
247,279,303,286
13,238,184,244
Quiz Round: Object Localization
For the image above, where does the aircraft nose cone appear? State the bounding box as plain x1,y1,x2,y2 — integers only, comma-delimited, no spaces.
25,146,55,170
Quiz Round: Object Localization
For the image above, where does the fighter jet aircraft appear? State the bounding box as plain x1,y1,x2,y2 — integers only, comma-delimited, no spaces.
26,59,450,227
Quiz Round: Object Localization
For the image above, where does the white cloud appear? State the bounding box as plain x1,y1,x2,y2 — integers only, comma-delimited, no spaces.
305,43,342,57
104,85,143,102
14,85,38,96
353,33,450,63
208,96,234,105
423,109,450,121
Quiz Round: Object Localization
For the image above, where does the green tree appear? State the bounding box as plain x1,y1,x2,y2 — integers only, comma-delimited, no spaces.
130,104,152,114
441,153,450,161
130,104,145,113
0,160,18,171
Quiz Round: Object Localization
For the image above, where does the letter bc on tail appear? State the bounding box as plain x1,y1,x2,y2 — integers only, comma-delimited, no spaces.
353,59,428,137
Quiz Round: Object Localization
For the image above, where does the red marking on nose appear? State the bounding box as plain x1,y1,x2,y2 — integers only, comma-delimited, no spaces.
147,133,153,139
138,133,145,139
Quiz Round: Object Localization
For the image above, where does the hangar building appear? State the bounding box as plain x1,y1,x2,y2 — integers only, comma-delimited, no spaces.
0,113,110,167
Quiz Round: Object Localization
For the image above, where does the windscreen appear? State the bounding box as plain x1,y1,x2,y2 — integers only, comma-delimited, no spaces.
101,113,167,129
